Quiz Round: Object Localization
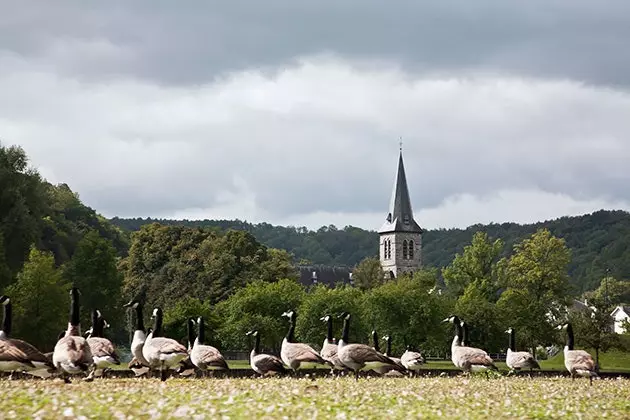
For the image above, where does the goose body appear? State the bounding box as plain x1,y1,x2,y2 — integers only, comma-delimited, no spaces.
85,310,120,373
142,307,188,381
370,332,405,376
52,288,94,382
281,311,331,371
190,316,229,371
247,330,287,376
505,328,540,372
444,316,497,373
337,313,405,380
400,345,425,372
560,322,598,385
319,315,345,370
0,296,55,378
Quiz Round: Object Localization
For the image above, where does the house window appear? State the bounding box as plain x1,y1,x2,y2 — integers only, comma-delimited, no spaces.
409,240,414,260
403,240,408,259
387,239,391,259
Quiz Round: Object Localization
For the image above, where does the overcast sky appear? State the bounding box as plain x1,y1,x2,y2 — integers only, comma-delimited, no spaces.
2,1,630,230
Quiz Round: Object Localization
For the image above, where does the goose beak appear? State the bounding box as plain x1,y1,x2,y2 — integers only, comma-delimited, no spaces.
441,317,451,323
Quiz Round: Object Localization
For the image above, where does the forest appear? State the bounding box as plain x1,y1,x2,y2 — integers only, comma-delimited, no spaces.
1,142,629,358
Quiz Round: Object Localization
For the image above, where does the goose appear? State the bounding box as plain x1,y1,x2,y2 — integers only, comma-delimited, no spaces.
319,315,345,373
84,309,121,376
176,318,197,377
0,295,55,378
52,287,94,383
559,322,598,385
400,344,425,375
370,331,405,375
142,307,188,381
190,316,229,373
443,315,497,374
337,312,405,380
246,330,287,376
505,327,540,373
280,310,331,372
123,298,150,375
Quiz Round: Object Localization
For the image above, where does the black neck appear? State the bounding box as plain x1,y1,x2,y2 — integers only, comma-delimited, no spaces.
326,317,333,341
285,315,296,342
91,310,99,334
254,332,260,353
135,304,145,331
341,316,350,342
462,323,469,345
187,319,195,347
372,331,380,352
93,317,105,338
197,317,206,344
70,289,80,326
2,302,12,336
508,329,516,351
453,318,462,341
566,323,574,350
152,309,163,337
386,336,392,355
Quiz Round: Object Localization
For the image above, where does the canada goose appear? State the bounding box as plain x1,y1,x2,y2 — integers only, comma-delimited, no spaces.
559,322,598,385
84,309,121,376
370,331,405,375
142,307,188,381
123,298,150,373
176,318,197,377
400,344,425,375
319,315,345,373
0,295,55,378
382,335,407,377
246,330,287,376
443,315,497,374
280,310,331,372
505,327,540,373
190,316,229,373
337,312,405,380
52,287,94,383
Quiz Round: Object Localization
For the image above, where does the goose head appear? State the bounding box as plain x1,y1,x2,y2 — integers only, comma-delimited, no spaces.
442,315,460,324
151,308,162,319
505,327,514,334
281,310,296,322
319,315,331,322
246,330,259,337
0,295,9,306
337,312,350,320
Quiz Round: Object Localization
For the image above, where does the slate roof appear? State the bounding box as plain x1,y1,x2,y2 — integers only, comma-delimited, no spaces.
378,151,423,234
297,265,353,288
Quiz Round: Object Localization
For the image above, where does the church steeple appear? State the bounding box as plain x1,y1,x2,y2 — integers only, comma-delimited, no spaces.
378,149,423,234
378,147,423,278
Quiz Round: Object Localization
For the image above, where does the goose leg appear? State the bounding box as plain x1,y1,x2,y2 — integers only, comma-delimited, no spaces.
354,370,359,381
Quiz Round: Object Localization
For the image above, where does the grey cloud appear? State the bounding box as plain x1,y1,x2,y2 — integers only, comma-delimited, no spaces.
2,1,630,87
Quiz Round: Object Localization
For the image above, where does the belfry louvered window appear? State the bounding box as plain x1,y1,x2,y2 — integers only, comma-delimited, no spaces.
403,240,408,259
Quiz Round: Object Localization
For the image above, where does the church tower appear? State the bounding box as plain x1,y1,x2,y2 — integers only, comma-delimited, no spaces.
378,148,423,278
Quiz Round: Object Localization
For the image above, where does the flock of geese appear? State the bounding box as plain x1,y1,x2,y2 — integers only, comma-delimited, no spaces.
0,288,600,385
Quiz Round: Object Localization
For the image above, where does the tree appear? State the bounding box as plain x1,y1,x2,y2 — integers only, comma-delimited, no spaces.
4,247,70,350
456,282,503,352
570,298,619,367
162,296,219,346
584,276,630,308
498,228,572,353
442,231,503,299
63,231,123,338
352,257,384,290
215,279,305,352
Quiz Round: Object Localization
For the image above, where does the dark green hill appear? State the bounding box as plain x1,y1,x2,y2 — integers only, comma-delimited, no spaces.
110,209,630,293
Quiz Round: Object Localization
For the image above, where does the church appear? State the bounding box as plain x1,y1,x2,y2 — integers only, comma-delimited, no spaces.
298,149,423,286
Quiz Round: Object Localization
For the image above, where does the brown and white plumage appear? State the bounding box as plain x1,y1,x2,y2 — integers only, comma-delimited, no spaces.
560,322,598,385
52,288,93,382
505,327,540,372
370,331,405,375
337,313,405,380
142,307,188,381
444,316,497,373
280,310,331,371
400,344,425,373
247,330,287,376
190,316,229,371
320,315,345,371
0,295,55,378
85,310,120,375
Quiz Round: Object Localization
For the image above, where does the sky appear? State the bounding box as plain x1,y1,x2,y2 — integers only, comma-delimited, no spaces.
2,1,630,231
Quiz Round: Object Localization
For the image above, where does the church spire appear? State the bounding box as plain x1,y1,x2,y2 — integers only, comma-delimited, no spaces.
378,148,423,234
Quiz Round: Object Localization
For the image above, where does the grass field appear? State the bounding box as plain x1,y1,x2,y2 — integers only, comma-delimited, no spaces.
1,376,628,418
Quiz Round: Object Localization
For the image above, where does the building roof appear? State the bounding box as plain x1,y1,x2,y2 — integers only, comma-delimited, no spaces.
611,305,630,317
378,150,423,234
297,265,353,288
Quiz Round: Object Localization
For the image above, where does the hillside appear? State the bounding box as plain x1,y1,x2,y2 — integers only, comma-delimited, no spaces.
111,209,630,293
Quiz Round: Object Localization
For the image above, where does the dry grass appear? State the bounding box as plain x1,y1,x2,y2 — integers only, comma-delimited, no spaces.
0,375,628,419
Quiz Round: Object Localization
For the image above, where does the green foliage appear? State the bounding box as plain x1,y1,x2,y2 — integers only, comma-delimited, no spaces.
570,298,619,366
4,247,70,350
455,283,503,351
295,285,367,346
162,296,219,346
442,231,504,299
63,231,123,338
215,279,305,352
584,276,630,307
351,257,384,290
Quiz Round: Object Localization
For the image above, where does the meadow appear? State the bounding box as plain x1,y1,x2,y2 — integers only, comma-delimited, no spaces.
1,375,629,419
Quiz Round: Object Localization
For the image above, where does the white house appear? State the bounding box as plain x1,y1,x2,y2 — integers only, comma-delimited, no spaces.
610,306,630,334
